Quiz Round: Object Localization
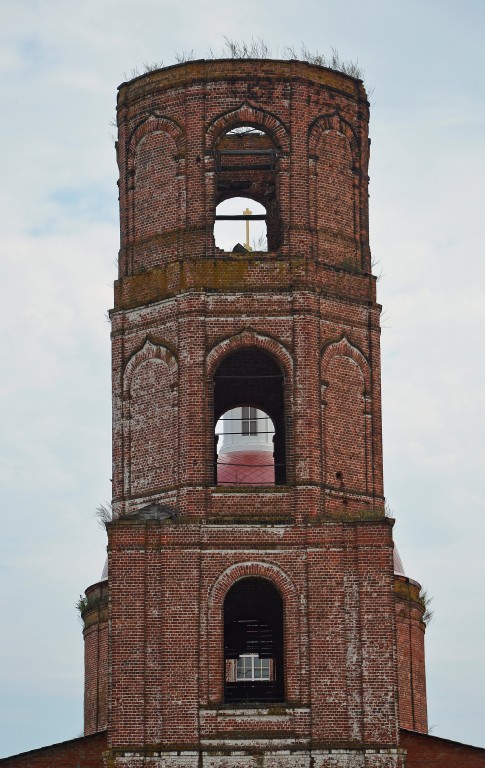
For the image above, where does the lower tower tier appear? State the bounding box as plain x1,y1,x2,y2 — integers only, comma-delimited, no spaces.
100,509,401,757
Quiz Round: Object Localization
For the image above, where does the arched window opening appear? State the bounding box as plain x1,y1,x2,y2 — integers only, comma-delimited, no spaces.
214,125,281,251
214,197,267,252
215,406,275,485
213,349,286,485
224,578,284,703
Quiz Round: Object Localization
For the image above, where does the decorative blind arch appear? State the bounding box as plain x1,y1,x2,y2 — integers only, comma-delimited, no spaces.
321,336,371,494
308,110,360,163
123,338,178,395
321,335,370,393
122,339,178,496
127,114,185,165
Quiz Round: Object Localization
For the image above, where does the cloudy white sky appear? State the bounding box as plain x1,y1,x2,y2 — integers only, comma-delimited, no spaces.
1,0,484,757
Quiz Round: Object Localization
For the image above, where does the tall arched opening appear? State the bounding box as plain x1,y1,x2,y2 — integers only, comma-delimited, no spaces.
213,349,286,485
213,125,282,252
224,577,284,703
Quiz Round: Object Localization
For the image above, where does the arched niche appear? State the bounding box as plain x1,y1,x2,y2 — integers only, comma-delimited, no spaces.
130,127,180,269
207,561,303,705
309,115,360,269
123,341,178,496
321,338,370,493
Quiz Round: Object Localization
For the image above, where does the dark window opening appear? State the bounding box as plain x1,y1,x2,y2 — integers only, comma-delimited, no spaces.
213,349,286,486
224,578,284,703
214,125,282,252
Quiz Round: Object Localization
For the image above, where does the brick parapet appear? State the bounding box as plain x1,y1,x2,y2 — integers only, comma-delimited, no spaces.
117,59,368,105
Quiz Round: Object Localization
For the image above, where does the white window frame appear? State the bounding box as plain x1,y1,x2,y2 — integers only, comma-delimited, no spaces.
236,653,271,681
241,406,258,436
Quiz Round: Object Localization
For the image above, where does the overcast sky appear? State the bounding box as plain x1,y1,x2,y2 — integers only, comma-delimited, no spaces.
1,0,484,757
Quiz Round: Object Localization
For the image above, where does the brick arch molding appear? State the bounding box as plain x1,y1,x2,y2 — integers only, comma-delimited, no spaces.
123,338,178,396
207,560,302,703
321,334,371,394
206,328,293,382
208,560,299,610
206,101,290,153
127,114,185,170
308,111,360,166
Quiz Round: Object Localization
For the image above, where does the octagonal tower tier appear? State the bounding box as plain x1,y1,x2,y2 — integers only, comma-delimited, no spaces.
111,58,381,523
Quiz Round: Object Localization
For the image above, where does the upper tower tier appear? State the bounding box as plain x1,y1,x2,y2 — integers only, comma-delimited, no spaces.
115,59,371,310
111,60,382,521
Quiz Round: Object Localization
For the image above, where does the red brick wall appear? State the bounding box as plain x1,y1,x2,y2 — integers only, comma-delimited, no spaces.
110,297,383,519
394,577,428,733
82,581,108,735
107,515,399,750
316,130,356,267
0,732,106,768
401,728,485,767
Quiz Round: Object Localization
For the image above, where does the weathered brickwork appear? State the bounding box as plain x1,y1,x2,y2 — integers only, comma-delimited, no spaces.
0,733,106,768
6,730,484,768
393,577,427,733
107,517,399,747
82,580,109,735
400,729,485,766
103,58,405,768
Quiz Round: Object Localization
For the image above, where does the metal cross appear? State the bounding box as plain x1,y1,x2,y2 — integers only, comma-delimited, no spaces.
243,207,252,250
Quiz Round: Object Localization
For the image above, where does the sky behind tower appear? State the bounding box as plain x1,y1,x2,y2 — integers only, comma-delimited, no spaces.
1,0,484,757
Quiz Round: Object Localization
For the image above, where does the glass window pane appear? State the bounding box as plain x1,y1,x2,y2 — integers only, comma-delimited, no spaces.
261,658,270,679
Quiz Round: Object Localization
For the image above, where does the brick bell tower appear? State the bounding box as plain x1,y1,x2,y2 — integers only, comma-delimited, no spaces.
81,58,429,768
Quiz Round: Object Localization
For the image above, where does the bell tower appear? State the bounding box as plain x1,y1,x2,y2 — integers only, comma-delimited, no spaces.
96,58,414,768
